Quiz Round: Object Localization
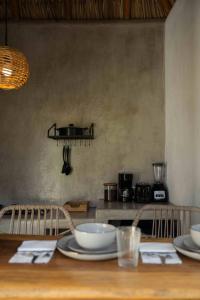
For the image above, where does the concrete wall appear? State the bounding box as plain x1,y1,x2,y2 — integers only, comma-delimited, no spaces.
165,0,200,207
0,22,164,205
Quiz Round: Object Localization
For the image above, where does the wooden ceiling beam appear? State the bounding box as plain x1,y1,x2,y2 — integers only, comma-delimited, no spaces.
63,0,72,20
158,0,174,16
123,0,130,19
0,0,175,21
9,0,20,20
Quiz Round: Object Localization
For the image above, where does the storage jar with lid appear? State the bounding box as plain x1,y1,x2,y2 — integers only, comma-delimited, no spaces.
104,183,117,202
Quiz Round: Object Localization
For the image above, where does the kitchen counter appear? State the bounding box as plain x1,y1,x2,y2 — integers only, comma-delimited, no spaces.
96,200,142,223
0,202,170,232
70,207,96,225
95,200,169,223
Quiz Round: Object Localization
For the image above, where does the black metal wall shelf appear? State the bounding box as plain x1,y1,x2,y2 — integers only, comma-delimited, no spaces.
47,123,94,140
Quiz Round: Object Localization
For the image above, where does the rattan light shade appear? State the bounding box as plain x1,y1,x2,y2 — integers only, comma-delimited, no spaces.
0,46,29,90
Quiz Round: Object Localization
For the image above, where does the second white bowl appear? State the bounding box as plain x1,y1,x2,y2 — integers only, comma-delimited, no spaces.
74,223,116,250
191,224,200,247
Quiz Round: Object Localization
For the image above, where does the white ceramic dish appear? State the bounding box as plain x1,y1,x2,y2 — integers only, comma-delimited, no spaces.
74,223,116,250
57,235,118,261
67,236,117,254
183,235,200,253
173,235,200,261
191,224,200,247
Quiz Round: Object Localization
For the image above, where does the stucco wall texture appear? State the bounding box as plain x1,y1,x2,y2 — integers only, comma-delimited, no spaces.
0,22,164,205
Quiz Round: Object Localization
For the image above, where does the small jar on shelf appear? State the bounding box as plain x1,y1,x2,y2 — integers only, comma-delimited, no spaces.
104,183,118,202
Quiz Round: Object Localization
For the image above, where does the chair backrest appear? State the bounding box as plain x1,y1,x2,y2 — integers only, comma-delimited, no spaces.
0,204,74,236
132,204,200,238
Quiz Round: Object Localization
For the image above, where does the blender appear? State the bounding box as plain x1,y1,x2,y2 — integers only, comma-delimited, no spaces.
151,162,168,202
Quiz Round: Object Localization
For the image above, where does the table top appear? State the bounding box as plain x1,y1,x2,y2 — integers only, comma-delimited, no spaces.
0,234,200,300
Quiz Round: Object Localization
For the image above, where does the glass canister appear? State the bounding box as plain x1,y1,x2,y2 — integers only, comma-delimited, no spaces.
104,183,117,202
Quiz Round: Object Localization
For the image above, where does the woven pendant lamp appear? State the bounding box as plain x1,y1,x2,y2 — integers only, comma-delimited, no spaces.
0,0,29,90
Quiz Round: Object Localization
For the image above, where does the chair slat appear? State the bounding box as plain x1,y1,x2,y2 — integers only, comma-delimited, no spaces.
10,209,15,234
16,208,22,234
24,209,28,234
38,208,40,235
55,208,59,236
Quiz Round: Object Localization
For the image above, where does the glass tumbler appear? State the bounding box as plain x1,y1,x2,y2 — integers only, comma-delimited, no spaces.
116,226,141,268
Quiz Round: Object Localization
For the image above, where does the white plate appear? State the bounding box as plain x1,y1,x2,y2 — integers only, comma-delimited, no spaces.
67,236,117,254
173,235,200,261
183,235,200,253
57,235,118,261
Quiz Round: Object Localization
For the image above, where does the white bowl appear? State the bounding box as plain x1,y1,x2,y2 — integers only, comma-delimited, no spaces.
191,224,200,247
74,223,116,250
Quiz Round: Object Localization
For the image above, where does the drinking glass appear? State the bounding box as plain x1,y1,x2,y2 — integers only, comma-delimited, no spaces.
116,226,141,268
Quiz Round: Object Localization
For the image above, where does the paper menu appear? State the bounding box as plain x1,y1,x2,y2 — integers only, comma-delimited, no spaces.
141,252,182,264
17,240,57,252
139,242,182,264
9,251,54,264
139,242,176,253
9,240,57,264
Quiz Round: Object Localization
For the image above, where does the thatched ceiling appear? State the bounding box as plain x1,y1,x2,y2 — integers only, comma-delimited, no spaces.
0,0,176,21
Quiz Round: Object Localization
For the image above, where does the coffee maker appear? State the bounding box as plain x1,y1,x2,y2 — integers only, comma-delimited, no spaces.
118,173,133,202
151,162,168,202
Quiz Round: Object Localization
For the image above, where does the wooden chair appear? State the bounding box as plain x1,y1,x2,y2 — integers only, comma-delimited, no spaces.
132,204,200,238
0,204,74,236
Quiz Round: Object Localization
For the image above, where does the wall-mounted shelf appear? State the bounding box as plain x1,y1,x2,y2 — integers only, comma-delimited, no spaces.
47,123,94,140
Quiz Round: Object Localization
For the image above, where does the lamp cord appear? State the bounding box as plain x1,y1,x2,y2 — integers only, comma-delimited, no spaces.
5,0,8,46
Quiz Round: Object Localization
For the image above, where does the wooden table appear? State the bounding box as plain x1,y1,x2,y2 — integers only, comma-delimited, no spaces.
0,235,200,300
